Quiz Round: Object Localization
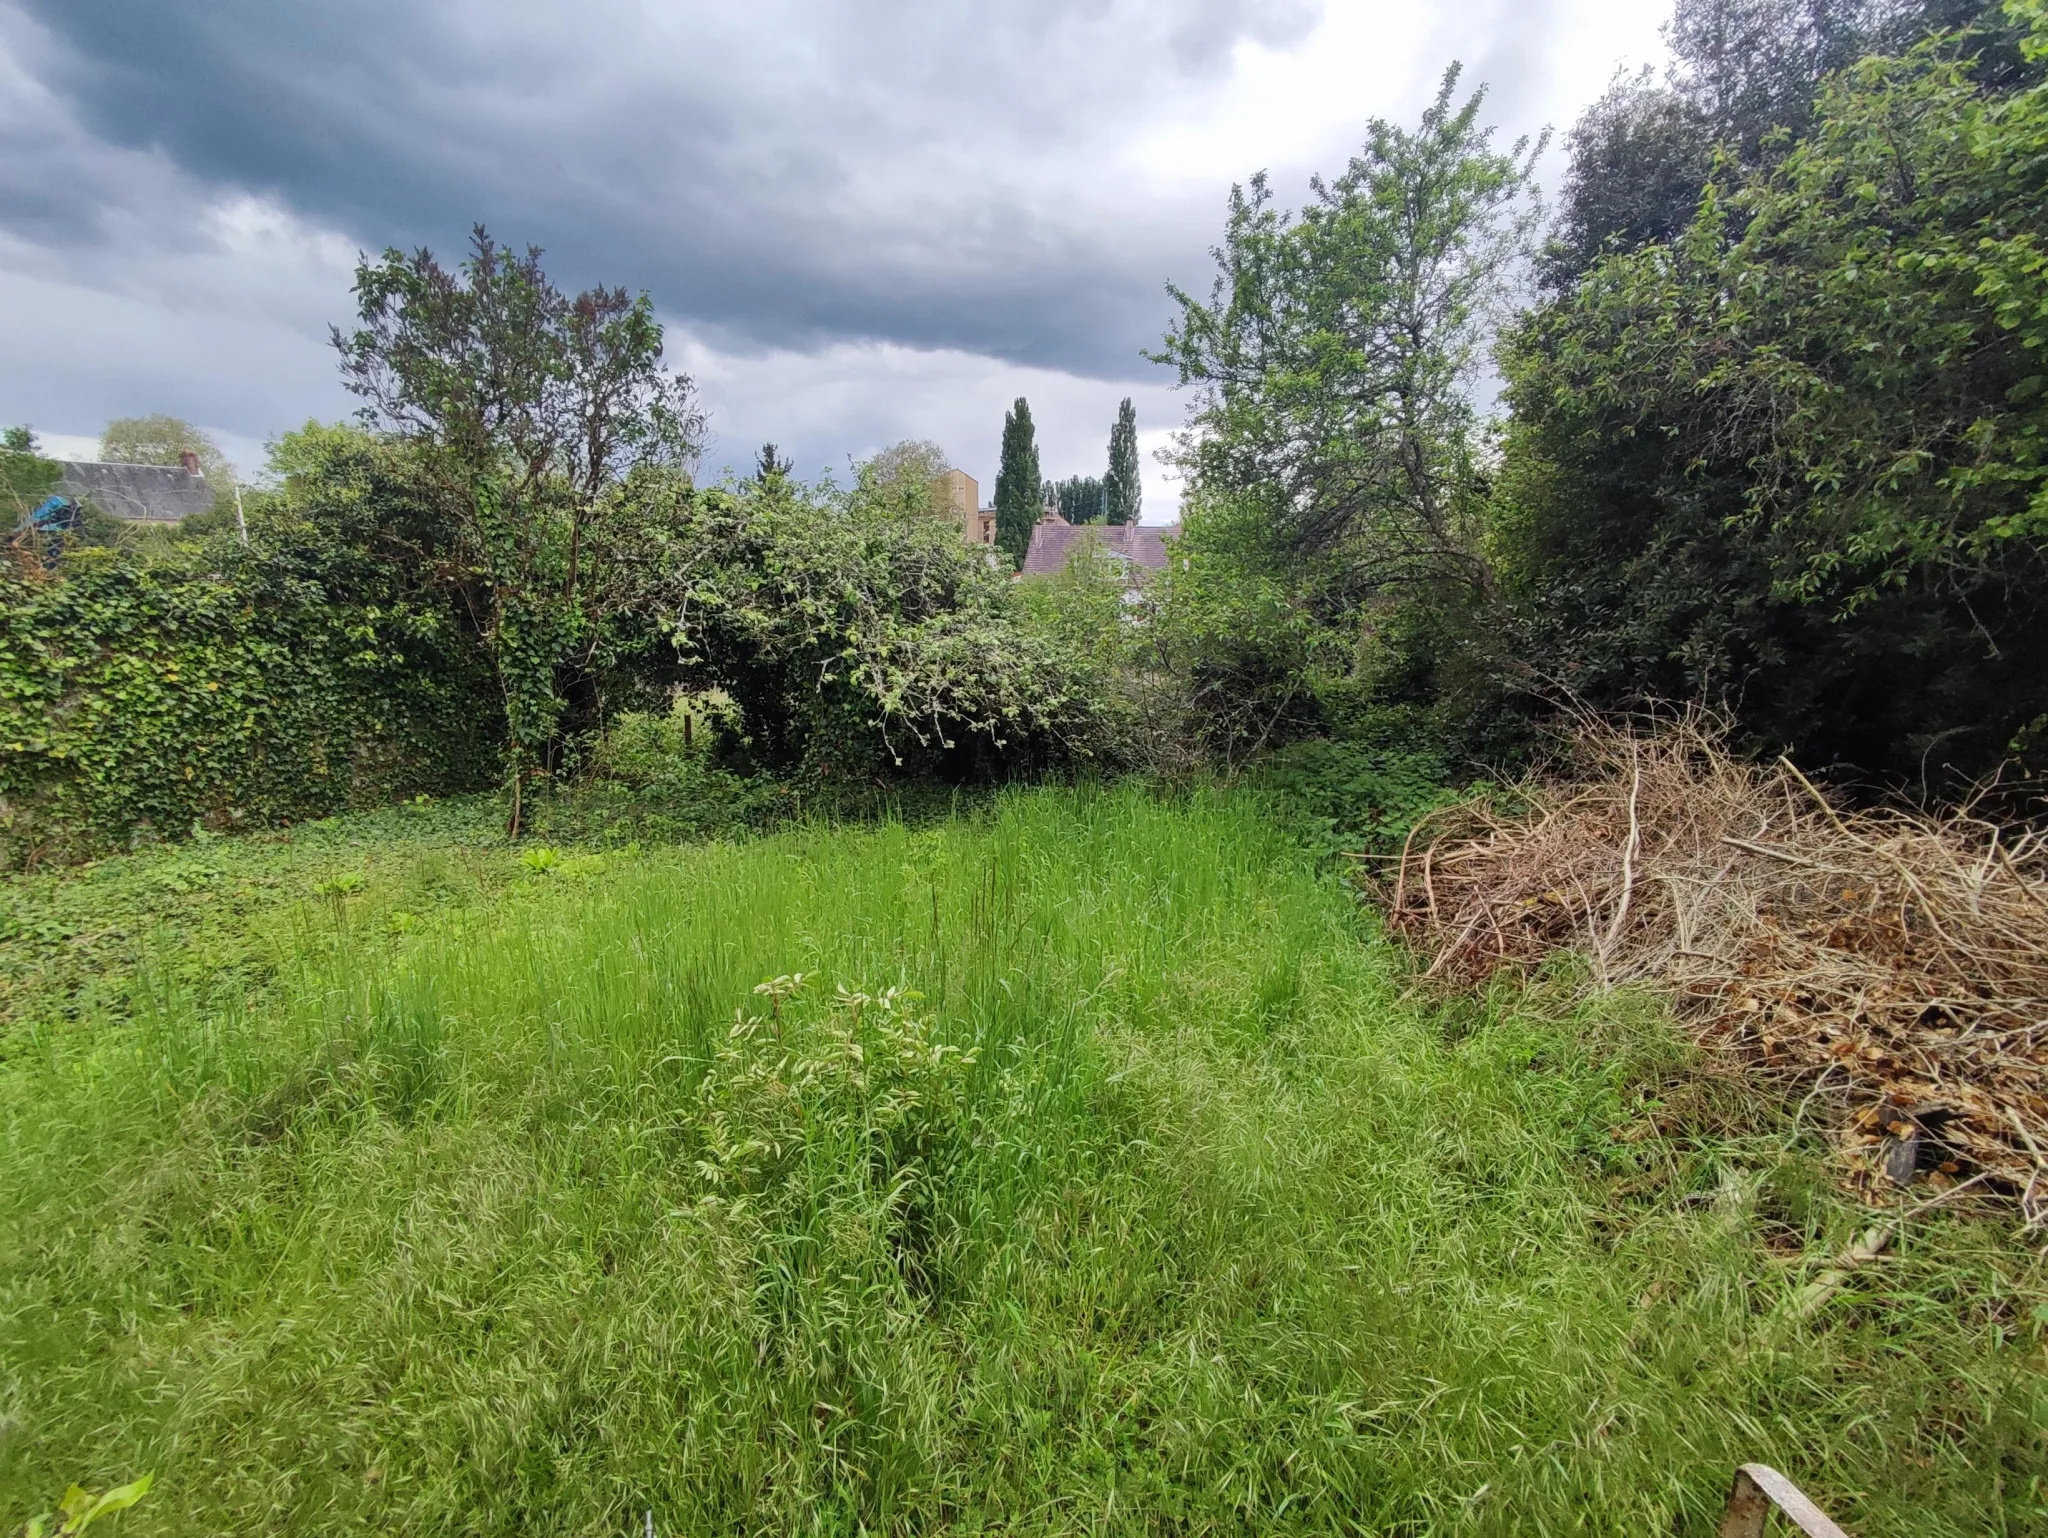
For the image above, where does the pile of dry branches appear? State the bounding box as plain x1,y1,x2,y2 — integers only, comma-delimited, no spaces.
1380,717,2048,1219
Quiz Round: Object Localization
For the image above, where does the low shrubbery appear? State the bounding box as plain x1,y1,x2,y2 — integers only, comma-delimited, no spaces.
1253,735,1468,863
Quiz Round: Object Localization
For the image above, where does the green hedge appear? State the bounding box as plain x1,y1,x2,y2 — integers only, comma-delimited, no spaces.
0,546,501,866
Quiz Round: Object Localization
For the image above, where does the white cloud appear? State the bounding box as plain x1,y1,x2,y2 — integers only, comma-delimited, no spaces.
675,331,1186,520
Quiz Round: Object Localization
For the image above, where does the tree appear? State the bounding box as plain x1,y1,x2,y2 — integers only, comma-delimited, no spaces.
1154,67,1540,597
333,225,706,832
755,442,794,489
993,397,1041,565
1542,0,2025,288
98,415,235,485
1105,397,1141,525
1047,475,1106,523
862,439,953,518
1495,3,2048,785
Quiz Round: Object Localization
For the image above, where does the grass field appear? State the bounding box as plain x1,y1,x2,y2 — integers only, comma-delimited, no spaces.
0,787,2041,1535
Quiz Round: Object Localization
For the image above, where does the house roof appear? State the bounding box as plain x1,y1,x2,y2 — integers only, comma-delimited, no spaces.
56,460,215,523
1019,516,1179,578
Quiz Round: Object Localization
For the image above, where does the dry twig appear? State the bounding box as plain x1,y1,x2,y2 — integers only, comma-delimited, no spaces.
1379,714,2048,1206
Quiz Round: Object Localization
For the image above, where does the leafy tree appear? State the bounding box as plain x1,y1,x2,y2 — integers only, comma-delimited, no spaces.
1047,475,1107,524
1496,1,2048,785
863,439,953,518
1145,490,1345,765
98,414,235,485
1543,0,2026,288
1105,396,1142,525
1153,67,1540,598
333,225,706,831
993,397,1041,565
754,442,794,489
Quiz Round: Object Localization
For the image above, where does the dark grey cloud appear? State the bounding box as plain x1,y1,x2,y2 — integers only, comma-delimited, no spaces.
8,0,1322,377
0,0,1670,505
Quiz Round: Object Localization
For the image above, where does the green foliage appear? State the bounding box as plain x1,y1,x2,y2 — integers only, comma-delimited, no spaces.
1143,490,1344,764
97,415,233,485
335,226,707,828
0,789,2036,1534
1105,396,1142,525
1045,474,1106,524
860,440,953,519
656,471,1111,780
1254,736,1467,863
992,396,1040,565
20,1475,152,1538
754,442,795,489
1496,0,2048,784
0,532,497,867
1154,67,1538,594
695,978,979,1308
1542,1,2029,291
1,436,62,531
565,700,781,840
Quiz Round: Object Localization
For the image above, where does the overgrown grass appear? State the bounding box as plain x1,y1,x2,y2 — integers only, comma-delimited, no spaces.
0,787,2040,1534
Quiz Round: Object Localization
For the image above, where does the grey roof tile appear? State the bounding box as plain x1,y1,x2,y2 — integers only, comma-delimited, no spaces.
1019,518,1179,578
56,461,215,522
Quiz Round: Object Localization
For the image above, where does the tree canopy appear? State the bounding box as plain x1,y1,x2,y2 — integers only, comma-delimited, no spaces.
1154,67,1540,597
98,415,235,486
333,226,707,829
993,398,1041,565
1105,397,1142,525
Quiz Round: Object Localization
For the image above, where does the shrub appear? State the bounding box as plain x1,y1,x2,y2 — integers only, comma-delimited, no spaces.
0,542,496,867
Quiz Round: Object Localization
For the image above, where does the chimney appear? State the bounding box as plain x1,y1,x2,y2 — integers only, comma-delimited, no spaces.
178,450,201,476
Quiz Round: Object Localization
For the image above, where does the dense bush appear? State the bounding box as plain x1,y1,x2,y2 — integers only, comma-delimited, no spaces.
653,471,1117,784
0,540,498,867
1253,736,1466,862
535,699,783,843
1494,6,2048,788
1147,0,2048,798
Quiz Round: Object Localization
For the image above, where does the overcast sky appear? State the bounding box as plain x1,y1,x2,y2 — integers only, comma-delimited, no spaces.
0,0,1670,517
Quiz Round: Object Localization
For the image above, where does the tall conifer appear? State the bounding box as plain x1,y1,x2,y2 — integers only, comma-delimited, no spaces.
1105,397,1141,525
994,397,1041,564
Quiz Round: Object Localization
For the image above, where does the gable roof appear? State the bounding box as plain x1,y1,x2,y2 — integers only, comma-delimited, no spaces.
1019,516,1179,578
56,461,215,523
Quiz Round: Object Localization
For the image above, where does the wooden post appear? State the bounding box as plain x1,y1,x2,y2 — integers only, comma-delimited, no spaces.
1718,1465,1852,1538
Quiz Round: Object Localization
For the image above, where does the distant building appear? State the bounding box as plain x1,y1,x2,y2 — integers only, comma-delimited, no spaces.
1019,506,1179,580
54,453,214,523
936,467,997,548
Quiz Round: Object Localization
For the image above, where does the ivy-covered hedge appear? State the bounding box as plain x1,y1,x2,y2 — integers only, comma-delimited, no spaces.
0,546,501,866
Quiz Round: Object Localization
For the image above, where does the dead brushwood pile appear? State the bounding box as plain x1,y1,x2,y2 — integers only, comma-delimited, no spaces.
1380,720,2048,1220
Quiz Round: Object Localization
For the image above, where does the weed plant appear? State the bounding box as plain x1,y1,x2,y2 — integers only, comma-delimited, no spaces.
0,788,2040,1534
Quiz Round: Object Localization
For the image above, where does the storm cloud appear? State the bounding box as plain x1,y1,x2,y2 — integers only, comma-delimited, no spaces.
0,0,1669,504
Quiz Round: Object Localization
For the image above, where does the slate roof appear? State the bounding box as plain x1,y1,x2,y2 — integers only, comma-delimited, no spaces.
1019,515,1180,578
56,460,215,523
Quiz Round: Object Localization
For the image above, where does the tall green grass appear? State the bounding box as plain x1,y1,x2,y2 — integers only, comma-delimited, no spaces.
0,787,2039,1534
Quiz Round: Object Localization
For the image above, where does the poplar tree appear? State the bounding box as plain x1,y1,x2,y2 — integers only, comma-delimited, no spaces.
1105,397,1141,525
993,396,1041,565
